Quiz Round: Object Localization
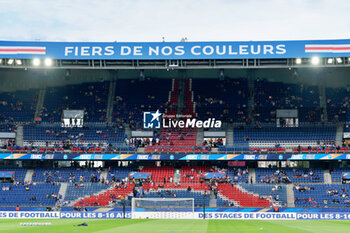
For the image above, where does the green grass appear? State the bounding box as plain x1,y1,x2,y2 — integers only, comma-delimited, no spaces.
0,219,350,233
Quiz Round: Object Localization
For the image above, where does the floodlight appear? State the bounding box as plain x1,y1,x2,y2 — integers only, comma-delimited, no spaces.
336,57,342,64
32,58,41,66
15,59,22,65
7,59,14,65
44,58,53,66
295,58,302,64
311,57,320,65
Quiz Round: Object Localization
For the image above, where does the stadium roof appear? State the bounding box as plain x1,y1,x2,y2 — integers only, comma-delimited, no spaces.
1,39,350,69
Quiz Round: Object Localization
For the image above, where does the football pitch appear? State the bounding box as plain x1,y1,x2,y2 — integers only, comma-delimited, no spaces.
0,219,350,233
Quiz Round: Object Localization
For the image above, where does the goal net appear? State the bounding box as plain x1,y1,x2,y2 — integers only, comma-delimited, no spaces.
131,198,195,219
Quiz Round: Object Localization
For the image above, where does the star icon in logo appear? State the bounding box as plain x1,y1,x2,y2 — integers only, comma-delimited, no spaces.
150,110,162,122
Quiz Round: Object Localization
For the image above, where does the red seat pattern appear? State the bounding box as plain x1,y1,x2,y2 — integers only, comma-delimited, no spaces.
145,128,204,153
140,166,174,183
74,183,135,206
249,147,285,152
292,147,350,153
72,147,102,153
164,79,179,117
218,183,271,207
142,182,210,191
8,146,64,152
183,79,196,118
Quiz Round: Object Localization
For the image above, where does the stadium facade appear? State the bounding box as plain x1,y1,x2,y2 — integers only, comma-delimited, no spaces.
0,39,350,220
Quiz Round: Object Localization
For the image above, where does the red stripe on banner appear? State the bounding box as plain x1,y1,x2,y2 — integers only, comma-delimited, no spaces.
306,47,350,50
0,49,46,52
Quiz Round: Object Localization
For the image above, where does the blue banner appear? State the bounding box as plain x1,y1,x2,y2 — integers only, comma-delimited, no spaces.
0,211,130,219
296,213,350,220
0,211,59,219
0,153,350,161
197,212,296,220
1,211,350,220
1,39,350,60
129,172,151,179
196,212,350,220
343,173,350,179
60,211,130,219
0,171,14,178
203,172,226,179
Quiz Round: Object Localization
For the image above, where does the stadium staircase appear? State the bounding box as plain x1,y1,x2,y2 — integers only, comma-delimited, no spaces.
336,123,344,145
209,190,217,207
124,125,132,141
286,184,295,207
58,182,68,201
217,183,271,207
166,79,179,116
101,169,108,181
183,79,195,117
15,125,23,147
324,169,332,184
106,78,117,123
24,169,34,183
174,168,181,183
34,87,46,122
226,128,233,146
248,168,256,183
196,128,204,145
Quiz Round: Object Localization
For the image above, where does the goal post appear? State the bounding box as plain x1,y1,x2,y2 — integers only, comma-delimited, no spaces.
131,198,195,219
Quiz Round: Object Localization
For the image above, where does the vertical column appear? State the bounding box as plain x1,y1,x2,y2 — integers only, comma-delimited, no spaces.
177,70,186,117
106,70,117,124
247,70,255,122
318,84,328,122
34,71,47,122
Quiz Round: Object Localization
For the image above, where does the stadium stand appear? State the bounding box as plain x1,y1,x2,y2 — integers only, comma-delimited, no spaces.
0,89,38,122
254,79,321,122
65,183,111,202
294,184,350,207
40,82,109,122
331,168,350,183
0,167,27,181
1,77,350,212
181,166,216,183
32,167,102,183
23,125,126,144
139,166,174,183
145,128,203,153
107,166,134,182
0,183,60,206
240,183,288,206
326,87,350,122
256,168,323,183
218,183,272,207
192,78,248,122
112,78,172,128
74,183,134,207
